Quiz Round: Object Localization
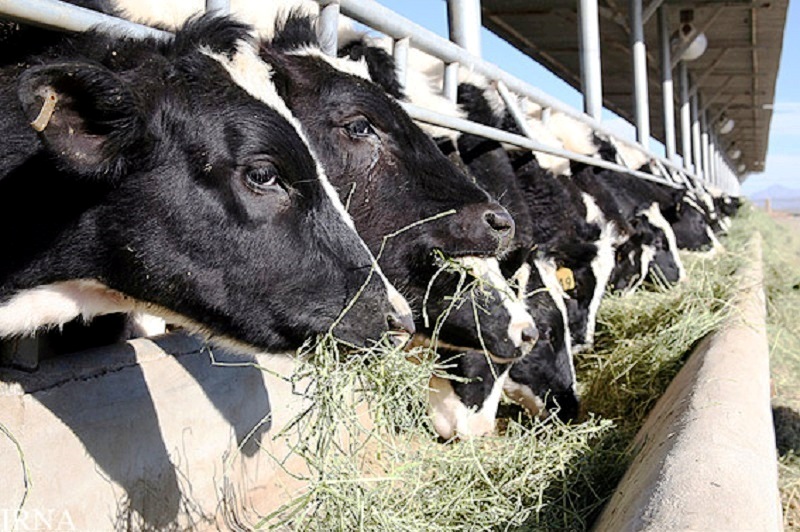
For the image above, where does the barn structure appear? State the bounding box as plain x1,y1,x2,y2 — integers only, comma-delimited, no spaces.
0,0,789,529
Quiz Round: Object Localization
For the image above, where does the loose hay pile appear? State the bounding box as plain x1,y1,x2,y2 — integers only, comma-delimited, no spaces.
255,216,754,530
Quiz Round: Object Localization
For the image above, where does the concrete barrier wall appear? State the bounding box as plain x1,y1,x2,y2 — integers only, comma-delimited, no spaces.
0,333,311,530
594,232,783,531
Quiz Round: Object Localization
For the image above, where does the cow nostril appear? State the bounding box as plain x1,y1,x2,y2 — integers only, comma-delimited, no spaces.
387,312,415,335
484,208,515,235
521,324,539,345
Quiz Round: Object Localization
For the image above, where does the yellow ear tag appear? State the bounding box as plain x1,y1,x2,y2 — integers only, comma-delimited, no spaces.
31,87,58,132
556,267,576,291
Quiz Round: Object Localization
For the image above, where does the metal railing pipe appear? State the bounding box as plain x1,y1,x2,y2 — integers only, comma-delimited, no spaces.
630,0,650,149
401,102,680,189
0,0,169,39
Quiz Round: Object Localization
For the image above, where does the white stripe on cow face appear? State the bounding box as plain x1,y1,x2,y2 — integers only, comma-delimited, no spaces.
428,366,509,440
290,46,372,80
532,258,575,382
586,228,616,349
454,256,536,355
203,41,411,321
627,244,656,294
640,202,686,282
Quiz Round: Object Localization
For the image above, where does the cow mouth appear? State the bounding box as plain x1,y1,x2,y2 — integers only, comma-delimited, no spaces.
409,335,527,364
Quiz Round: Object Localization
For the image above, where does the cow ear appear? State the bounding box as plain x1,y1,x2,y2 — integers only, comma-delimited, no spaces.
258,47,295,106
17,62,145,181
338,42,405,99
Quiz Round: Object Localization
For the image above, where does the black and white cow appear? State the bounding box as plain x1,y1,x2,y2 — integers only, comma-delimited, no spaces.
0,16,414,353
427,257,579,439
260,15,543,364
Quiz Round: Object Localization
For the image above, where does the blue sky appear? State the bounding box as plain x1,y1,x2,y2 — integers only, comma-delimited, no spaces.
374,0,798,196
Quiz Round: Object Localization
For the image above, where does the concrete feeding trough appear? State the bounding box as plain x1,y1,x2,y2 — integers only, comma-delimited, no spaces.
594,233,783,531
0,333,310,529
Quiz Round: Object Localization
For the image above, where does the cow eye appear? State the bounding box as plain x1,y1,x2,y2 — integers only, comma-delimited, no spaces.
344,118,376,139
244,162,280,194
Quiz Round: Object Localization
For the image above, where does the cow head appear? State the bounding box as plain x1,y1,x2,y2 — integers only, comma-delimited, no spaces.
0,17,412,352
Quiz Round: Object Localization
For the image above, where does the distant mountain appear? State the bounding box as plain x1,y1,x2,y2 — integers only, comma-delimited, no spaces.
749,185,800,200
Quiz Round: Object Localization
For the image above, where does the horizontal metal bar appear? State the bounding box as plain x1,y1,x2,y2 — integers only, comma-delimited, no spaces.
332,0,701,185
401,102,681,189
0,0,170,40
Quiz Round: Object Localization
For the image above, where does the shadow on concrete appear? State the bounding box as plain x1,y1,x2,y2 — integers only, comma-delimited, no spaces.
1,332,274,528
773,405,800,457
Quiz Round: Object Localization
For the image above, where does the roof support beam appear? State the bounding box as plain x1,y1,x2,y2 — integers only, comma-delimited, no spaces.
578,0,603,120
630,0,650,149
642,0,665,24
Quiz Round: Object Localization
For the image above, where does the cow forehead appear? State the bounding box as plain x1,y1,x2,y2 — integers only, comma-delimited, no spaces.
201,42,294,124
201,40,400,298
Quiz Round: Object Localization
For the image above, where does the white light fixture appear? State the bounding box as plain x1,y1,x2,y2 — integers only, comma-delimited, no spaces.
718,117,735,135
681,30,708,61
737,164,747,173
728,149,742,160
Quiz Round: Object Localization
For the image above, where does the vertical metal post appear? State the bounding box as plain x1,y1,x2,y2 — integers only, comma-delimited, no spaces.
443,62,459,102
679,62,693,171
658,7,677,161
701,110,710,185
541,106,552,125
708,137,717,185
319,1,340,57
630,0,650,149
691,91,703,180
393,37,410,90
447,0,482,56
578,0,603,120
205,0,230,13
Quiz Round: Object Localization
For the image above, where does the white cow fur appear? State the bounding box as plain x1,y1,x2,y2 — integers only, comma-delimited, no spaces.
639,202,686,283
111,0,319,38
580,193,618,350
428,366,509,440
502,258,575,418
454,257,536,357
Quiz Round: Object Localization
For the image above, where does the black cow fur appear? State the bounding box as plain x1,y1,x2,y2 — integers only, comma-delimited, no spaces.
0,16,406,352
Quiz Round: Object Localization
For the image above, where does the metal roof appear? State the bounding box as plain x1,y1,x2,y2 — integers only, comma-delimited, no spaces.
481,0,789,176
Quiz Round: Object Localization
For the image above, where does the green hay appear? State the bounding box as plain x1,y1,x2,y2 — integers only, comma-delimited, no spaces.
254,214,761,531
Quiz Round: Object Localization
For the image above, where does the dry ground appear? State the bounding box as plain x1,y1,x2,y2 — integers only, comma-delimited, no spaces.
764,210,800,529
